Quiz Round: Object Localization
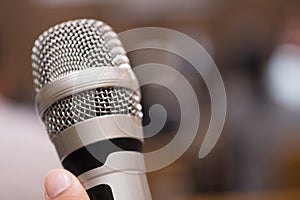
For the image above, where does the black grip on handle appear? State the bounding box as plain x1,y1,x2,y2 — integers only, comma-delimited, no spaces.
61,138,143,199
62,138,143,176
87,184,115,200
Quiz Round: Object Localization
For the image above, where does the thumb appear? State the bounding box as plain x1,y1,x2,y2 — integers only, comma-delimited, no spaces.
44,169,90,200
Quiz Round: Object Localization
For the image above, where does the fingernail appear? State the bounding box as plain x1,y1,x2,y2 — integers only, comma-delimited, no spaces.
45,170,71,198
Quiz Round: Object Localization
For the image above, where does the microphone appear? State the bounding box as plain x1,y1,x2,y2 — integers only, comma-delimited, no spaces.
31,19,152,200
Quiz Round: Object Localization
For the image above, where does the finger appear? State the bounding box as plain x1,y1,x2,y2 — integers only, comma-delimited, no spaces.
44,169,90,200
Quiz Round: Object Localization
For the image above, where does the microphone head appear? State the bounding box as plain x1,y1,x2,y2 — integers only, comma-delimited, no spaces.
32,19,130,91
31,19,142,138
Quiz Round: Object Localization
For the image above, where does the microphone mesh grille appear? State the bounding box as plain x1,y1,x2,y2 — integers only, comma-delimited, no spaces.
32,19,129,91
31,19,142,137
43,87,142,138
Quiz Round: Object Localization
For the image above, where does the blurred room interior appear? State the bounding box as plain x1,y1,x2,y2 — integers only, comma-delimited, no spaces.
1,0,300,199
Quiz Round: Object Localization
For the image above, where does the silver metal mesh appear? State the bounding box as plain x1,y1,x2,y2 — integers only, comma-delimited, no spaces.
32,19,129,91
31,19,142,137
43,87,142,138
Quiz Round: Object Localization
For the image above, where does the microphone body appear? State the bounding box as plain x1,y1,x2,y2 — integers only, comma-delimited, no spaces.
32,19,152,200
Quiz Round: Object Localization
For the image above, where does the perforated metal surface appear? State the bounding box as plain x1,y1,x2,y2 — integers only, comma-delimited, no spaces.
43,87,142,138
31,19,142,137
32,19,129,91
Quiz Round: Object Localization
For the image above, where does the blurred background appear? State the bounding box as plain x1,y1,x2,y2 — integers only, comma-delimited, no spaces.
1,0,300,199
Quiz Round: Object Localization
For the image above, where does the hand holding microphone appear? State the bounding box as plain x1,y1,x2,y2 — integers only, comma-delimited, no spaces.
44,169,90,200
32,19,152,200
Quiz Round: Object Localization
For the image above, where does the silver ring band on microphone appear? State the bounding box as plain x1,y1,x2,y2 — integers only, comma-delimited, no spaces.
36,67,141,116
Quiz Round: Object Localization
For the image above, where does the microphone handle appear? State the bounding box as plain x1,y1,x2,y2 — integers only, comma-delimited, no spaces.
85,163,152,200
61,138,152,200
